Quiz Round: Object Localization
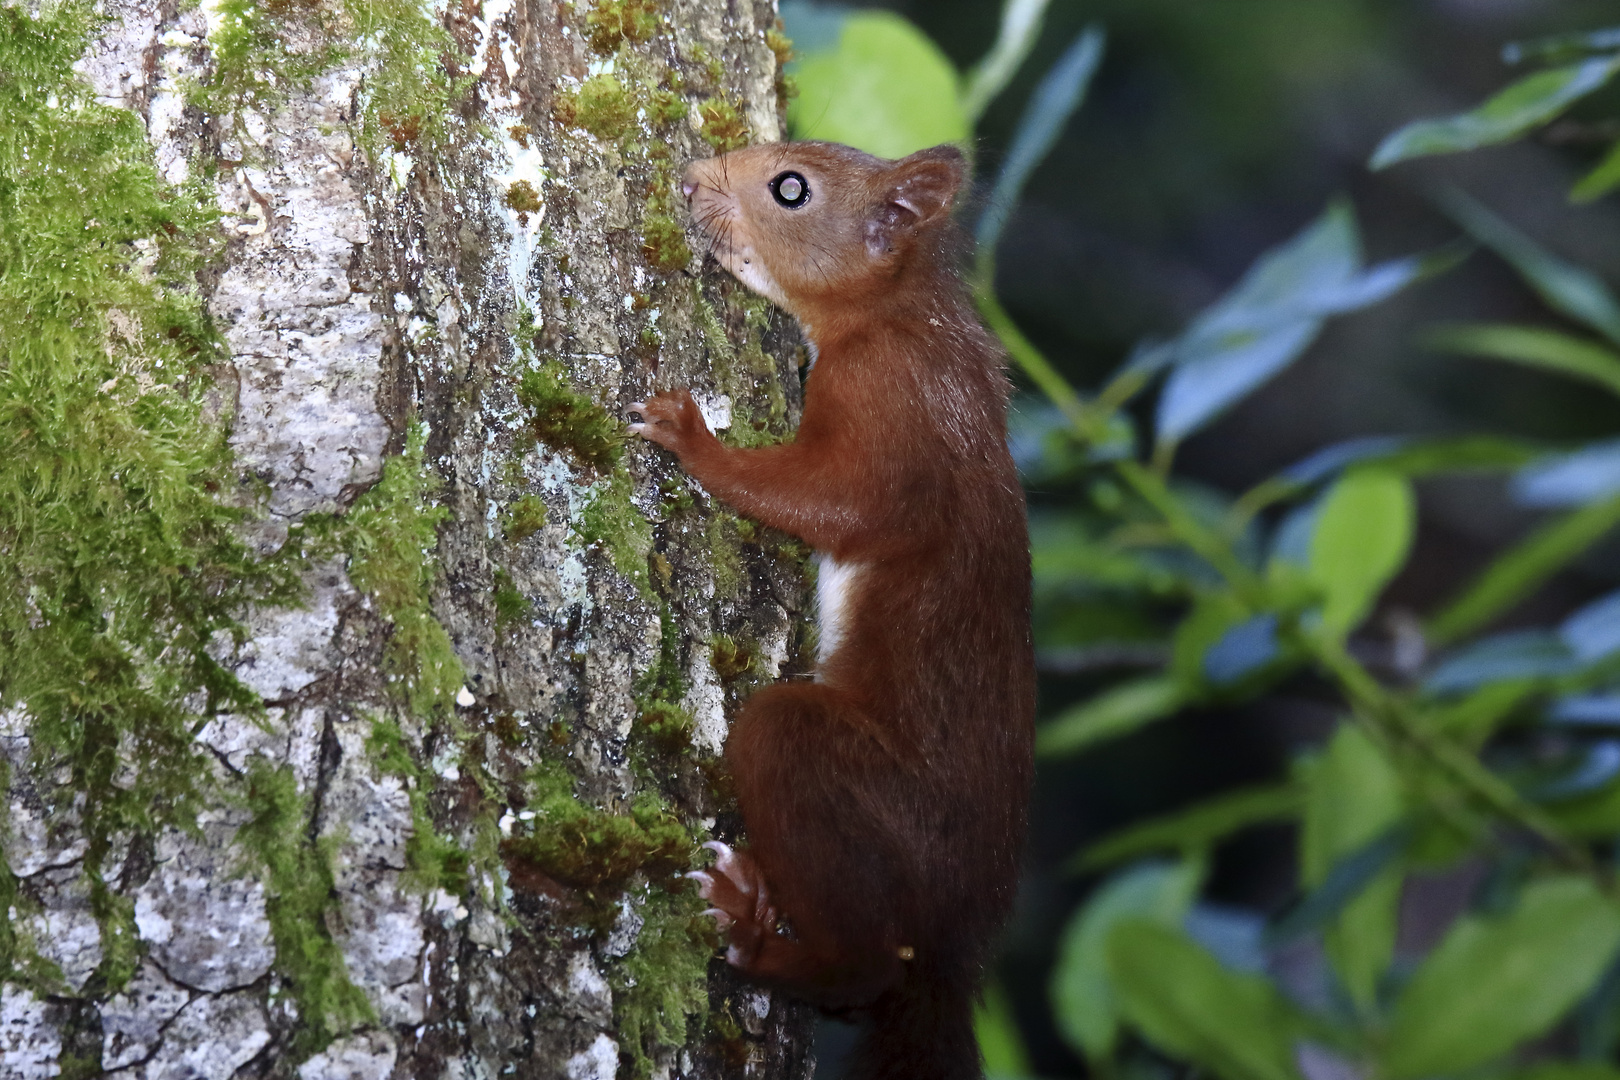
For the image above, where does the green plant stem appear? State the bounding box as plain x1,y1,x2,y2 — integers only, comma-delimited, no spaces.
1311,636,1593,871
1226,477,1301,537
1115,461,1268,606
975,286,1092,433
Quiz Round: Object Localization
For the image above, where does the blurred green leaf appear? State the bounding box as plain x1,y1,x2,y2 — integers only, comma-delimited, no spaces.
1270,825,1406,945
975,981,1034,1078
1502,27,1620,65
1108,922,1304,1080
1371,436,1538,478
1271,436,1532,495
1426,630,1578,693
786,10,969,158
1573,139,1620,203
1545,773,1620,835
1071,784,1301,873
1051,860,1202,1062
1370,55,1620,169
1173,592,1252,686
1561,588,1620,663
1433,681,1536,744
1031,515,1182,596
1155,204,1350,444
1036,675,1182,757
1203,614,1283,686
1308,469,1415,637
976,26,1105,258
961,0,1054,122
1441,189,1620,346
1299,725,1404,1011
1515,439,1620,507
1385,876,1620,1078
1428,495,1620,645
1301,730,1402,884
1531,740,1620,801
1155,204,1442,445
1426,323,1620,399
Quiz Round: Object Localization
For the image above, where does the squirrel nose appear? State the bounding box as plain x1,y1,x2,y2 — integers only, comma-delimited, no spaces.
680,164,702,203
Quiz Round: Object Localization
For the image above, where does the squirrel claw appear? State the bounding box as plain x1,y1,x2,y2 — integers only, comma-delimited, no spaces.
702,840,738,874
700,906,735,929
685,869,717,901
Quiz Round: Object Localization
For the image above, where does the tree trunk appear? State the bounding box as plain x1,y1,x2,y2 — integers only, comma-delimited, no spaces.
3,0,815,1075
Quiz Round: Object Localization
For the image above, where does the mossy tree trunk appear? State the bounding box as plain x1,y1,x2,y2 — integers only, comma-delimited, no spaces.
2,0,815,1075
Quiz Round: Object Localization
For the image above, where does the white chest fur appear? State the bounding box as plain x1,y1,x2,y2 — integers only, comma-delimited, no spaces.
815,556,861,666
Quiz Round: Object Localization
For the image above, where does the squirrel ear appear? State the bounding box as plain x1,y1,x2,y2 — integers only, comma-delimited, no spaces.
866,145,965,257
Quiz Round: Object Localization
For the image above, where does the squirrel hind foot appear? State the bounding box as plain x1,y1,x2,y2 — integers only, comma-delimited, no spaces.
690,841,778,967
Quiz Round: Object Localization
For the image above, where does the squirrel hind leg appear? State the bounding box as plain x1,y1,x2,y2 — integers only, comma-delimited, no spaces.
715,681,919,1007
690,841,901,1002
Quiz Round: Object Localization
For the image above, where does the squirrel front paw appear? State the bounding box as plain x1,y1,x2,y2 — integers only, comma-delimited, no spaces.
628,390,708,457
687,841,777,968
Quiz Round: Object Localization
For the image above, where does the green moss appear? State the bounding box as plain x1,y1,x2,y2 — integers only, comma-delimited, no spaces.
504,494,550,542
198,0,469,163
706,513,747,599
739,296,789,422
349,0,471,160
504,179,543,214
613,890,714,1078
345,423,465,720
584,0,665,54
504,179,543,226
709,634,755,682
0,1,302,984
88,883,140,992
659,477,696,513
642,203,693,273
686,43,725,89
642,162,693,272
636,701,694,754
493,568,531,628
193,0,341,121
649,87,689,126
363,717,472,895
631,600,687,723
691,282,738,389
239,760,373,1057
502,761,695,890
765,25,794,67
576,467,655,601
698,97,750,152
575,74,639,140
517,361,624,472
766,23,797,102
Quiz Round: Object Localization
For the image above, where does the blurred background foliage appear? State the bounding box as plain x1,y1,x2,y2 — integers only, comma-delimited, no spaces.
773,2,1620,1078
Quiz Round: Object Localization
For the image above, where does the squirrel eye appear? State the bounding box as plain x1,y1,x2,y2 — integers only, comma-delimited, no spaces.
770,171,810,208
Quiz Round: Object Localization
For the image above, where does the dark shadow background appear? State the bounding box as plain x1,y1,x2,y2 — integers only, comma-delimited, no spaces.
793,2,1620,1075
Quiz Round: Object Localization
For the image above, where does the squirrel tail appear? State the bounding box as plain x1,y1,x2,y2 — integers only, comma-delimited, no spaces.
846,970,982,1080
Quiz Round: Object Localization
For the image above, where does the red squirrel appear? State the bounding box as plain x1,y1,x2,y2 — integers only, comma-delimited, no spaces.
628,141,1034,1080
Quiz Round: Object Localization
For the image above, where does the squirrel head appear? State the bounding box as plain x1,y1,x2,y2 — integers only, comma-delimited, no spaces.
682,141,966,319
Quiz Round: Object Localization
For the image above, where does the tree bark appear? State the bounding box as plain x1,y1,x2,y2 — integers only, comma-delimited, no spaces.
3,0,815,1075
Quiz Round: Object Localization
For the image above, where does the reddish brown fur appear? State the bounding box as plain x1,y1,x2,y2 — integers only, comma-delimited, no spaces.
630,141,1034,1080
